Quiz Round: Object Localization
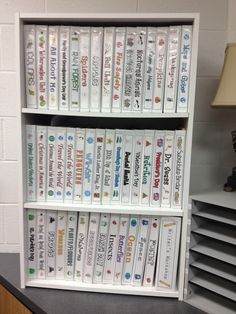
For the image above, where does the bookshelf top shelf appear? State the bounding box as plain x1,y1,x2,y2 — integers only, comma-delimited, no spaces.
21,108,189,119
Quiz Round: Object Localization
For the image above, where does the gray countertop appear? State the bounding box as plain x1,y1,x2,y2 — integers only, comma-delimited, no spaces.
0,253,206,314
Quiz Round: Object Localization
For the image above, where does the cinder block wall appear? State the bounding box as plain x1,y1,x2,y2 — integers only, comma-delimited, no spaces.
0,0,232,252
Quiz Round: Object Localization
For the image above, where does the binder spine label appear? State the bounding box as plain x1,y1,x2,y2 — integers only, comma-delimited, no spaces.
122,28,136,112
79,27,90,112
27,209,37,279
153,27,168,112
112,131,124,202
113,215,129,284
151,132,164,206
70,27,80,110
47,127,56,201
83,129,95,203
59,26,70,110
37,126,47,201
143,28,156,112
55,128,66,202
103,214,120,283
112,28,126,112
121,133,133,204
65,212,78,280
92,130,105,203
26,125,36,201
37,210,46,279
75,212,89,281
24,25,37,108
164,26,181,113
48,26,59,110
131,132,143,204
36,25,48,109
133,27,146,112
64,128,75,202
56,211,67,279
177,26,192,113
74,129,85,203
93,214,110,283
90,27,103,112
102,27,115,112
46,210,57,278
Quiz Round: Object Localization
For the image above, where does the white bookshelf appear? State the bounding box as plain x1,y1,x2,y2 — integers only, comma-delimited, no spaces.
16,12,199,300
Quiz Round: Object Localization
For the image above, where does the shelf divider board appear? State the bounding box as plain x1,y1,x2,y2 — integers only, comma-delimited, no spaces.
192,223,236,245
190,257,236,283
192,208,236,226
185,288,236,314
24,202,183,216
190,238,236,266
189,272,236,302
26,280,179,298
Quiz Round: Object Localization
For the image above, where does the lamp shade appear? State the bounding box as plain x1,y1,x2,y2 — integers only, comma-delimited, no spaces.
212,43,236,107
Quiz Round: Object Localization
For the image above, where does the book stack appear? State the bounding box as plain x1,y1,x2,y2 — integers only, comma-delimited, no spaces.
27,209,181,290
26,125,185,209
24,25,192,113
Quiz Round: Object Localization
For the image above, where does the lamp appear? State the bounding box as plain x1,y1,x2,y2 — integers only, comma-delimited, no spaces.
211,43,236,191
212,43,236,107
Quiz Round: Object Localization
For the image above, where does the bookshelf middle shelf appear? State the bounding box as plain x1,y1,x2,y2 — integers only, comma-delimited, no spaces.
24,202,183,216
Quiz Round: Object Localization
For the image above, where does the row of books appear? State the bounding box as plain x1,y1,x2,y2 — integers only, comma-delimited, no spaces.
27,209,181,289
26,125,186,208
24,24,192,113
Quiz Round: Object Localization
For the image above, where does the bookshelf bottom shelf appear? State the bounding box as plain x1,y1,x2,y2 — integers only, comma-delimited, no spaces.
26,280,179,298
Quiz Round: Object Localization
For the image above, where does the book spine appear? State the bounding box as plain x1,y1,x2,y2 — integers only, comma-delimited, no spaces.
73,129,85,203
164,26,181,113
64,128,75,202
112,27,126,113
46,127,56,201
121,131,134,204
122,27,136,112
131,131,144,205
46,210,57,278
93,213,110,283
143,217,160,287
59,26,70,110
26,125,36,201
90,27,103,112
153,27,168,112
122,216,139,284
83,212,100,283
36,125,47,201
24,25,37,108
101,27,115,112
151,131,165,206
161,131,174,207
103,214,120,284
113,215,129,284
133,27,146,112
70,27,80,110
37,210,46,279
74,212,89,281
48,26,59,110
132,217,150,286
102,129,115,204
82,128,95,203
36,25,48,109
56,211,67,279
177,26,192,113
92,129,105,204
172,130,186,208
79,27,91,112
155,217,181,290
141,130,155,205
111,130,124,203
65,211,78,280
55,127,66,202
27,209,37,279
143,27,156,112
